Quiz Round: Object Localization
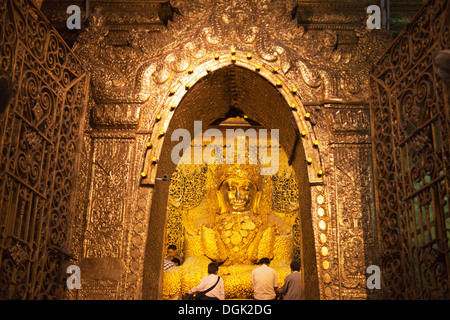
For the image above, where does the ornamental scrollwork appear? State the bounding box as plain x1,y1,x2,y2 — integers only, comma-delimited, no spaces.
74,0,391,105
370,0,450,300
0,0,89,299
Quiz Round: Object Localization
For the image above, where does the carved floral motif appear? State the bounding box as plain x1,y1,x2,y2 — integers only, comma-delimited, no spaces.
370,0,450,299
74,0,391,105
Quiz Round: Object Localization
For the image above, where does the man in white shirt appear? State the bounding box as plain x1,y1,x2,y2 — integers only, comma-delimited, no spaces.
187,262,225,300
251,258,279,300
163,258,175,272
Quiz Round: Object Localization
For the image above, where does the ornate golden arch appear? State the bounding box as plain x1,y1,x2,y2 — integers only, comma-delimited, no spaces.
141,65,321,299
72,0,391,300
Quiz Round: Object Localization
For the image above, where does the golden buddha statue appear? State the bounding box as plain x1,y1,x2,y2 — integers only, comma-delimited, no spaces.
163,163,294,299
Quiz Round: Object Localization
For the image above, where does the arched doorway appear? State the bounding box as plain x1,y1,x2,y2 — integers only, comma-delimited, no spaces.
142,65,320,299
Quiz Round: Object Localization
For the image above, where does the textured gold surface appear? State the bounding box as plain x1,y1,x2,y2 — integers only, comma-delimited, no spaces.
370,0,450,299
0,0,89,299
3,0,432,302
64,0,394,300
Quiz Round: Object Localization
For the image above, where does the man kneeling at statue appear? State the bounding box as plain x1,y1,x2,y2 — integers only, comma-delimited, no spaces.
183,262,225,300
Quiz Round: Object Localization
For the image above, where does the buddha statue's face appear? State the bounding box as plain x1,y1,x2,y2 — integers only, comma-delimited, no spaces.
218,178,258,213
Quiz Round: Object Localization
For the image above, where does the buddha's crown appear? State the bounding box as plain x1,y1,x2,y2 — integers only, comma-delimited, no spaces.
214,163,263,191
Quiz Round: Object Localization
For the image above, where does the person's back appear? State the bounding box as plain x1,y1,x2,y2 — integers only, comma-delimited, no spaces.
280,260,303,300
187,262,225,300
251,258,279,300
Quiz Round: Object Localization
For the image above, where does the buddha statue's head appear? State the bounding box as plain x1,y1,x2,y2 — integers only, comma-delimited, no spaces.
218,178,258,212
215,164,262,214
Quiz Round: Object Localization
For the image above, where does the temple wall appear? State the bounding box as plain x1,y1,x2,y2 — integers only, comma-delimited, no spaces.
61,0,391,300
3,0,444,301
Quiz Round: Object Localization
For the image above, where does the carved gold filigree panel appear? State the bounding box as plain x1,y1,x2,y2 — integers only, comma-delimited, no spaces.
83,138,134,258
0,0,88,299
370,0,450,299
